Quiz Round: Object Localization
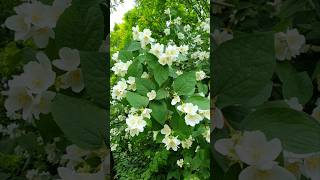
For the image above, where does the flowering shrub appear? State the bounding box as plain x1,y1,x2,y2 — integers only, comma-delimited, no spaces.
212,0,320,179
110,2,210,179
0,0,108,179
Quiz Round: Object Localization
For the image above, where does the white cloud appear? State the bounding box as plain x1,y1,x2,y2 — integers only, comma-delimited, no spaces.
110,0,136,31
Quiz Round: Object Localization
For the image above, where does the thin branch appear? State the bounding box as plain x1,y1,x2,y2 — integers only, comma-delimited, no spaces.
211,0,235,8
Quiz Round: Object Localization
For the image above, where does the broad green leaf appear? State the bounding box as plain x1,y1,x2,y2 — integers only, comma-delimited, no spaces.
156,88,169,100
278,0,308,19
55,0,104,51
276,62,313,105
241,107,320,153
173,71,196,95
135,53,157,64
150,101,168,125
118,50,133,62
170,111,192,138
125,40,141,51
35,114,63,142
213,32,275,108
80,51,107,108
127,60,143,78
51,94,106,150
147,56,169,86
186,96,210,110
126,92,149,108
136,78,156,96
244,82,273,107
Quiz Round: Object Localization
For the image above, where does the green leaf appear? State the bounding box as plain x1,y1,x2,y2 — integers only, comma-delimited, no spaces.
147,57,169,86
35,114,63,142
170,111,192,138
197,82,208,95
80,51,107,108
156,88,169,100
150,101,168,125
127,60,143,78
118,50,133,62
51,94,106,150
278,0,308,19
55,0,104,51
213,32,275,108
136,78,156,96
173,71,196,96
125,40,141,51
276,62,313,105
244,82,273,107
126,92,149,108
241,107,320,153
186,96,210,110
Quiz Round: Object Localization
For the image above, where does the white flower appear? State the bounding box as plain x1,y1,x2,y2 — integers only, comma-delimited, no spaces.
141,72,149,79
164,8,170,15
153,131,159,141
57,167,104,180
239,165,296,180
32,91,56,119
62,144,89,168
176,70,183,75
112,51,119,62
162,135,181,151
150,43,164,57
199,109,210,119
59,69,84,93
215,137,238,160
23,52,56,94
184,25,191,32
181,136,193,149
285,97,303,111
158,53,173,66
147,90,156,100
3,86,33,120
125,114,147,137
177,32,185,40
177,159,184,168
202,126,210,143
111,79,127,100
275,32,289,61
132,25,140,40
185,113,203,127
160,124,171,136
174,17,182,25
171,95,180,105
196,71,206,81
126,76,136,91
141,108,152,119
30,26,55,48
312,105,320,122
165,45,180,60
193,35,203,45
5,14,31,41
164,28,170,35
213,29,233,45
235,131,282,170
139,29,154,48
177,103,198,115
303,154,320,180
53,47,80,71
201,18,210,33
111,60,132,77
286,29,305,54
178,45,189,55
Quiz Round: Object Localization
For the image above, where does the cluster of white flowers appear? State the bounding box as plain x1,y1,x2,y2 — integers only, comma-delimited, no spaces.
0,123,23,139
111,60,132,77
215,131,296,180
177,103,210,127
2,47,83,121
4,0,71,48
125,107,152,137
26,169,50,180
111,77,137,100
275,29,306,61
213,29,233,45
132,27,155,49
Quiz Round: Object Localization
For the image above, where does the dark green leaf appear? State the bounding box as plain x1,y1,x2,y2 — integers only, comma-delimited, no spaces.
126,92,149,108
173,71,196,96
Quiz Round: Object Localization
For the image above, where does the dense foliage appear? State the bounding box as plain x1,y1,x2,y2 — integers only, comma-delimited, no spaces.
0,0,109,179
212,0,320,179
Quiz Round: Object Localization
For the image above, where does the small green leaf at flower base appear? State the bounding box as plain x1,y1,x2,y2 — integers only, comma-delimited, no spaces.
124,40,141,51
136,78,156,96
118,50,133,62
126,91,149,108
127,60,143,78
